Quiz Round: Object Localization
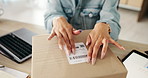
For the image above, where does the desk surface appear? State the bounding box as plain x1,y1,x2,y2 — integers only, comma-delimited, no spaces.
0,19,148,76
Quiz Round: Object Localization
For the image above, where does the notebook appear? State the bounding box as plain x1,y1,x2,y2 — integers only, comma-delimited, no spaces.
0,70,16,78
0,66,28,78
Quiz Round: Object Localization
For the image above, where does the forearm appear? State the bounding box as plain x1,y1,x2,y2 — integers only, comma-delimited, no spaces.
44,0,68,33
96,0,120,41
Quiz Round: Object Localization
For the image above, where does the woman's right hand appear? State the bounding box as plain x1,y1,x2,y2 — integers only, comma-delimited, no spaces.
48,16,81,54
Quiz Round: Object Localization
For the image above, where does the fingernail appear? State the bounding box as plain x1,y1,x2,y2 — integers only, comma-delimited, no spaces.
65,48,70,55
92,58,96,65
101,52,106,59
72,48,75,54
87,57,91,63
121,46,125,50
47,37,50,40
58,45,62,50
86,41,89,46
78,29,83,32
68,49,71,55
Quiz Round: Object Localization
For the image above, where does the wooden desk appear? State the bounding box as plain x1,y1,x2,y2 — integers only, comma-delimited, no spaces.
0,19,148,77
110,40,148,59
0,19,47,74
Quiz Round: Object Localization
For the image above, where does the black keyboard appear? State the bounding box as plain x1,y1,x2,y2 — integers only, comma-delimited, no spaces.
0,33,32,63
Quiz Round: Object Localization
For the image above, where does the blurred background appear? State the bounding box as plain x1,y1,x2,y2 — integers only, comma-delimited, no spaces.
0,0,148,44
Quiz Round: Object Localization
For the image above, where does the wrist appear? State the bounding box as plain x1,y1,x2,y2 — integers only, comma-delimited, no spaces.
53,16,66,22
53,16,67,27
95,22,111,33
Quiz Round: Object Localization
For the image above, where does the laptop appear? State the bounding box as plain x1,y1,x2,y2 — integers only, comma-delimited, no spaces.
0,28,37,63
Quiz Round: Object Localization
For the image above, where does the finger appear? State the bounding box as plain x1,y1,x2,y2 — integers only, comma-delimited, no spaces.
56,32,64,50
110,38,125,50
87,44,93,63
60,30,71,50
86,35,91,46
92,39,102,65
87,35,93,63
87,34,99,64
57,36,65,50
70,39,75,54
68,35,75,54
65,29,75,54
56,32,71,54
48,31,56,40
65,41,71,55
101,39,108,59
72,29,82,35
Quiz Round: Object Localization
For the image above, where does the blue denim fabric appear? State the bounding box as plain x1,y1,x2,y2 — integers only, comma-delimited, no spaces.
44,0,120,41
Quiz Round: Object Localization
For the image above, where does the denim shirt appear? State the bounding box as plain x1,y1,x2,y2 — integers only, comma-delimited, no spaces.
44,0,120,41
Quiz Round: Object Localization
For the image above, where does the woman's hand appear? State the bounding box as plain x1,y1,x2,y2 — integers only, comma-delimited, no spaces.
48,17,81,54
86,23,125,65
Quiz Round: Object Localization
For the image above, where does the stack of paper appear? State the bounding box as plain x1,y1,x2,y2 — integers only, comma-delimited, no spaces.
0,66,28,78
0,70,16,78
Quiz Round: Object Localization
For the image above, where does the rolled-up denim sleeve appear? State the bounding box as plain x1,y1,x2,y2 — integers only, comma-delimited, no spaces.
44,0,67,33
96,0,120,41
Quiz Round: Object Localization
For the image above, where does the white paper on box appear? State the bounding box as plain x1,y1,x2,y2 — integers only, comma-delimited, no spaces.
65,42,87,64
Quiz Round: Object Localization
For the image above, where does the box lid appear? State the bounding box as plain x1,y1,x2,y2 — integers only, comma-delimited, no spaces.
32,30,127,78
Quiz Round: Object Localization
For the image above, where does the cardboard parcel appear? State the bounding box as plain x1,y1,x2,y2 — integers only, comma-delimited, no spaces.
32,30,127,78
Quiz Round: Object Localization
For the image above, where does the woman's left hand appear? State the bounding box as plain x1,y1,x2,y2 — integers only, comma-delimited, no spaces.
86,23,125,65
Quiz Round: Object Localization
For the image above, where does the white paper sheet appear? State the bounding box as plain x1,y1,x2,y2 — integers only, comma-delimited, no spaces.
0,70,16,78
65,42,87,64
0,67,28,78
123,52,148,78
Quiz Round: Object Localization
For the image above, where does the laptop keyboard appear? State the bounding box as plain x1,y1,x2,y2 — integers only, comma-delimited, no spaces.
0,33,32,60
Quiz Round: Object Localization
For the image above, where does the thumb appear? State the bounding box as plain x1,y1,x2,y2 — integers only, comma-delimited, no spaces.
72,29,82,35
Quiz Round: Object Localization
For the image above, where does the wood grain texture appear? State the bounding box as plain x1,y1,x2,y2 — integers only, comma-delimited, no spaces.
32,31,127,78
